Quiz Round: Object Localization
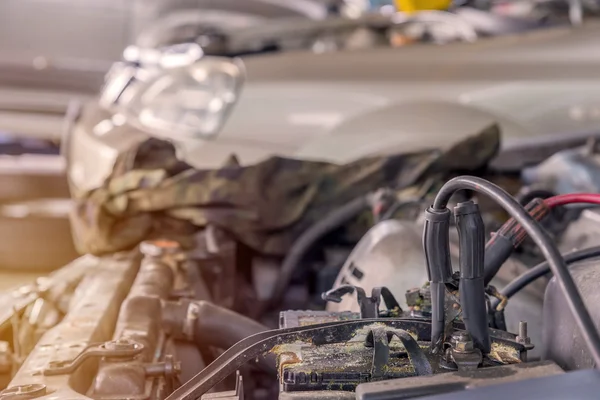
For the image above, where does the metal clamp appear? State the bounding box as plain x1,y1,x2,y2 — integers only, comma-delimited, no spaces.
43,339,144,376
183,302,201,341
365,327,433,380
322,285,402,318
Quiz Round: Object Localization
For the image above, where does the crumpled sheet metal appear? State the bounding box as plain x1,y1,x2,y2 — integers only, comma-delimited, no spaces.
70,124,500,256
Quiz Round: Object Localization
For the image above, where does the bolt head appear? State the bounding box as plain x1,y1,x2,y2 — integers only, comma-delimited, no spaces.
454,341,474,352
104,339,136,351
450,332,474,352
0,384,46,399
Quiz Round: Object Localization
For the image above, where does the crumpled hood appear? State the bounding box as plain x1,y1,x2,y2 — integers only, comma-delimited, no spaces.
68,22,600,191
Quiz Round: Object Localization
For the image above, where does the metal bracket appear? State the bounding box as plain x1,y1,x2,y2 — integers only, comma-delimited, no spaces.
322,285,402,318
43,339,144,376
365,327,433,380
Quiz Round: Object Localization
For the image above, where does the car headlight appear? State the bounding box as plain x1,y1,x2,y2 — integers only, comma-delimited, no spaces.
99,43,245,140
127,57,245,139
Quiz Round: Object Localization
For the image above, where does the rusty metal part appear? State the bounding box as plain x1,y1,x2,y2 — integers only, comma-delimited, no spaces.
173,257,210,384
144,355,182,395
112,253,174,359
355,361,564,399
166,316,526,400
139,239,210,387
0,342,13,376
143,357,181,378
5,252,139,400
90,362,149,399
43,340,144,376
486,285,508,312
90,246,179,400
0,255,94,333
450,332,474,353
17,297,62,359
448,332,483,371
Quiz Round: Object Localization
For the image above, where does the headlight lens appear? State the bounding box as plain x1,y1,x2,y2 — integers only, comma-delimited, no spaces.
99,44,245,140
129,57,245,139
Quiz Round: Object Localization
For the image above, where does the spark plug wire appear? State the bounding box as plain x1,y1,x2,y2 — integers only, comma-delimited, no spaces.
429,176,600,369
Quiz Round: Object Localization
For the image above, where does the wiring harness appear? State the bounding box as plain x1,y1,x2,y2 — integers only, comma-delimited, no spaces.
423,176,600,368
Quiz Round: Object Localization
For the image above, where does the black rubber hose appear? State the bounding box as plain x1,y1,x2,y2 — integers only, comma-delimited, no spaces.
432,176,600,368
193,301,276,373
269,194,373,307
499,246,600,301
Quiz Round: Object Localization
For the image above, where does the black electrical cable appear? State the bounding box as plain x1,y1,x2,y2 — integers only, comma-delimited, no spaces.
269,193,374,308
500,246,600,301
432,176,600,369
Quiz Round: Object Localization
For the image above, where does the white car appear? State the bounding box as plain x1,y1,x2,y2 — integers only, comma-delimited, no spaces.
67,22,600,193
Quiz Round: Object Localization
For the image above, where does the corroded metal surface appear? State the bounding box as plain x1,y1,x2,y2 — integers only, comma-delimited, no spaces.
90,247,177,400
0,255,96,331
4,253,139,400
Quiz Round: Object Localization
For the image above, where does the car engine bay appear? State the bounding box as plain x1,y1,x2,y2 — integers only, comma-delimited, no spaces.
2,137,600,400
6,0,600,399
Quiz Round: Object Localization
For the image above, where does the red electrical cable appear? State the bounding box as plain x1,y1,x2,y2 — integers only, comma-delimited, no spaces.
544,193,600,208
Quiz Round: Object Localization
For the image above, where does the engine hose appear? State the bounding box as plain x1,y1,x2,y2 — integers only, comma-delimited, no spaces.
497,245,600,304
193,301,268,349
162,300,275,373
269,193,374,308
192,301,276,373
432,175,600,369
